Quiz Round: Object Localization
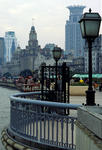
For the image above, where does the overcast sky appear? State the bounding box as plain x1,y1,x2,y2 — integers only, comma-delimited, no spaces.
0,0,101,49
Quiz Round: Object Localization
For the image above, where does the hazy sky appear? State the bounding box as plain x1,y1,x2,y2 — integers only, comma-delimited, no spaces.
0,0,101,49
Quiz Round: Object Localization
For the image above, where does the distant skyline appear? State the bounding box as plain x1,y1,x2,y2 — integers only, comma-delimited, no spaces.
0,0,101,50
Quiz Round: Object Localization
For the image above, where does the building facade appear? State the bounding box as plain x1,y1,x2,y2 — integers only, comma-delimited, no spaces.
41,43,57,59
0,37,5,65
20,25,41,71
84,35,102,73
71,57,84,73
4,31,17,62
1,25,89,76
99,52,102,73
1,25,52,75
65,6,85,57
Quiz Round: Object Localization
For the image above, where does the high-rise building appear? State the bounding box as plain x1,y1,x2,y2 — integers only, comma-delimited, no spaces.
0,37,5,65
65,6,85,57
4,31,17,62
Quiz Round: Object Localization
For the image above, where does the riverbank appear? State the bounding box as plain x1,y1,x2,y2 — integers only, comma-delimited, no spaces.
0,81,89,96
0,81,41,92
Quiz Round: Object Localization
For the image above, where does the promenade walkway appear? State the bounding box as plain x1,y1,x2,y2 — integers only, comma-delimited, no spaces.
1,90,102,150
70,90,102,105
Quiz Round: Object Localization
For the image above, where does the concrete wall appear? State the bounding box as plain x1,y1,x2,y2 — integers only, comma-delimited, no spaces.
76,106,102,150
76,121,102,150
70,86,88,96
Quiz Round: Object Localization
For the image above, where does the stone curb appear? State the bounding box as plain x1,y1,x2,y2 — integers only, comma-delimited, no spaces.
1,128,33,150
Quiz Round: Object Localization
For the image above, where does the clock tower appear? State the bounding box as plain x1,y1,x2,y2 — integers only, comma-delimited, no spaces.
28,26,39,49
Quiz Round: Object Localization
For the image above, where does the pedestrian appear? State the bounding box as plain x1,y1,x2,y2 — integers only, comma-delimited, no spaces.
57,75,62,92
57,75,62,102
99,83,102,91
93,82,98,90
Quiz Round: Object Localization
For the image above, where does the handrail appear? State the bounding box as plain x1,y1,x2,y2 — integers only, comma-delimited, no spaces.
10,92,82,109
9,92,82,150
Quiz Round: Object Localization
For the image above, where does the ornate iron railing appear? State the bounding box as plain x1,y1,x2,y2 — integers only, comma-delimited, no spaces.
9,92,81,150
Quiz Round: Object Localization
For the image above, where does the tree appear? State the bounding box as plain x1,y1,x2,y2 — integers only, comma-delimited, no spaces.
3,72,12,78
20,69,33,78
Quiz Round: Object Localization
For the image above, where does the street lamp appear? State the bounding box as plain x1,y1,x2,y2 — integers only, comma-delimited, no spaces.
52,46,62,91
79,8,101,105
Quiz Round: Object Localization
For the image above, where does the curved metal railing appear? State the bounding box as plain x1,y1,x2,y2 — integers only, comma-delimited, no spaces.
9,92,82,150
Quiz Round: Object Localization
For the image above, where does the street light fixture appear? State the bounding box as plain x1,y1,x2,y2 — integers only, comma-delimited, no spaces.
52,46,62,91
79,8,101,105
53,46,62,62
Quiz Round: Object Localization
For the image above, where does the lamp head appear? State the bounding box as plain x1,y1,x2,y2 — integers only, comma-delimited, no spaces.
52,46,62,62
79,9,101,39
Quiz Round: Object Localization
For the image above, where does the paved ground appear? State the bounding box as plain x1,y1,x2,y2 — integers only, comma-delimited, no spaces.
70,90,102,105
1,87,102,150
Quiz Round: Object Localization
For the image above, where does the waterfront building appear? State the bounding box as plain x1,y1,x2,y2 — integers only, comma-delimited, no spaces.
99,52,102,73
27,26,40,55
1,25,55,75
71,57,84,73
20,25,41,71
41,43,56,59
1,23,86,76
65,6,85,57
84,35,102,73
44,43,56,51
4,31,17,62
0,37,5,65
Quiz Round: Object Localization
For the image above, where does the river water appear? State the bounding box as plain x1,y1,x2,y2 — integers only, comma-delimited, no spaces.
0,86,102,149
0,87,19,150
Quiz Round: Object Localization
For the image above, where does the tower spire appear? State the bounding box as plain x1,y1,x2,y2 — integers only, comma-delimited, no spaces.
32,18,34,26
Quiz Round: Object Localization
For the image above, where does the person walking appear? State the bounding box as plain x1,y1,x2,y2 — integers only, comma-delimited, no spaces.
57,75,62,102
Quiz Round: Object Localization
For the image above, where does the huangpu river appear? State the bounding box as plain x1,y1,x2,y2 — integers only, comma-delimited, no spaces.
0,87,19,150
0,86,102,149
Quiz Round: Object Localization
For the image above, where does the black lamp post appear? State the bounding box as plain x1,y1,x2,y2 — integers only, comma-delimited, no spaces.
52,46,62,91
79,8,101,105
